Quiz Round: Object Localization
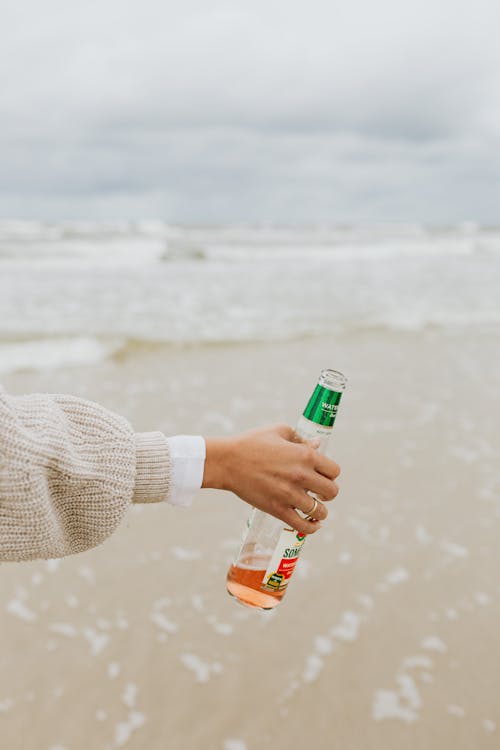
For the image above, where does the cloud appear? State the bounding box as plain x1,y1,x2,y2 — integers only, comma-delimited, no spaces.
1,0,499,221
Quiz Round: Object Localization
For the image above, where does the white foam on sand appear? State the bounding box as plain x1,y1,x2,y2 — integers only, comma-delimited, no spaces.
150,611,178,634
315,635,334,655
122,683,137,709
356,594,374,609
474,592,492,606
83,628,110,655
301,612,362,684
415,525,433,545
441,541,469,559
223,740,247,750
386,567,410,586
6,597,37,622
115,613,129,630
398,674,422,711
152,596,172,608
0,698,14,713
330,611,361,642
372,675,422,723
421,636,447,653
78,566,96,584
150,597,177,633
49,622,77,638
401,655,434,670
377,566,411,592
207,615,234,636
171,546,202,561
108,662,121,680
191,594,205,611
180,653,223,683
303,654,325,683
114,711,146,747
372,690,417,723
447,704,466,717
338,551,352,565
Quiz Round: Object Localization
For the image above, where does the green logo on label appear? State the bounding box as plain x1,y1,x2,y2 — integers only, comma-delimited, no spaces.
303,386,342,427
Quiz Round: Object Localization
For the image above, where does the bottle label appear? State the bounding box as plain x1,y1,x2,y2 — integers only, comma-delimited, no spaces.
302,385,342,427
261,527,306,592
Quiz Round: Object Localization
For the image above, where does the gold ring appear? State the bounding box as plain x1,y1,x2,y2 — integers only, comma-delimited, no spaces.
305,497,318,517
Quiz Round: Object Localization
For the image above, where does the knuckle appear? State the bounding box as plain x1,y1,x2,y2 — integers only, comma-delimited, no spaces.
291,466,307,485
269,496,282,514
296,443,309,460
277,483,291,503
303,445,316,465
274,423,293,440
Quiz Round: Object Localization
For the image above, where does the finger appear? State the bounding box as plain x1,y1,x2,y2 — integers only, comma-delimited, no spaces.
313,452,341,480
287,488,328,520
276,423,299,442
305,474,339,502
281,507,322,535
297,493,328,521
279,426,317,447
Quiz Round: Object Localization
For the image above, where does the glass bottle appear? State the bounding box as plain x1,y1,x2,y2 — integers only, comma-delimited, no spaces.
226,368,347,609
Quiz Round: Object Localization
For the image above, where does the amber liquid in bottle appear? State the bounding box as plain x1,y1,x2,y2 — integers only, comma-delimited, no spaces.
226,558,283,610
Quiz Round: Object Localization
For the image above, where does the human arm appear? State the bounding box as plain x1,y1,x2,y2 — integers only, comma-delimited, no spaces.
0,387,172,561
0,387,340,562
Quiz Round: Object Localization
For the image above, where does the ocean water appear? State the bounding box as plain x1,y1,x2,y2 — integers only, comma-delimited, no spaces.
1,221,499,374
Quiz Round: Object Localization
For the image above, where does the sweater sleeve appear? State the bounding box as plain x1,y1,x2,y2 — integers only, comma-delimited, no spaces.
0,388,172,562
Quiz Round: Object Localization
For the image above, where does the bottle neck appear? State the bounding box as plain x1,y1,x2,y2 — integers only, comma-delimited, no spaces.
318,368,347,391
302,370,346,428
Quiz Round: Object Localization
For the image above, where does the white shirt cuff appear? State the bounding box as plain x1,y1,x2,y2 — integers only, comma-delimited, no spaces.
165,435,206,507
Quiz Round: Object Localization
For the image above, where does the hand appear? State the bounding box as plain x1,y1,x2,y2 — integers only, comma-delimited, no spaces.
202,424,341,534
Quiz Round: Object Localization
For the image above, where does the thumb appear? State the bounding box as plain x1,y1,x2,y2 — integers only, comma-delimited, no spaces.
276,424,300,442
276,424,320,449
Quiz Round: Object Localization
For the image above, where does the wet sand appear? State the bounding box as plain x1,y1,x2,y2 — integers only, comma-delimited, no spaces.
1,330,499,749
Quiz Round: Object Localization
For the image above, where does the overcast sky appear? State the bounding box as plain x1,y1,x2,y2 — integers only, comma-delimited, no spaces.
1,0,499,224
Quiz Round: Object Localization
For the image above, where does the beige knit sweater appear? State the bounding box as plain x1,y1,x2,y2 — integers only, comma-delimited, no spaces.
0,386,172,562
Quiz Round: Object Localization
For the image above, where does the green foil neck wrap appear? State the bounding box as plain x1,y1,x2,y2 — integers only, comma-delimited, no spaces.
303,385,342,427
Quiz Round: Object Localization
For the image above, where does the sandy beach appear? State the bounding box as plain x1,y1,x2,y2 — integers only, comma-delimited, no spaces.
1,328,499,749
